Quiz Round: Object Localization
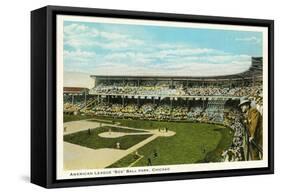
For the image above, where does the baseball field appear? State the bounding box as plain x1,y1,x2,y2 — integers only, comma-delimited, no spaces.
63,115,233,169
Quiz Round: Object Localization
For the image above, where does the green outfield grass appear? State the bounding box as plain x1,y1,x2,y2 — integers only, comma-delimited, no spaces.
107,119,233,167
63,115,233,167
63,126,151,150
64,114,118,125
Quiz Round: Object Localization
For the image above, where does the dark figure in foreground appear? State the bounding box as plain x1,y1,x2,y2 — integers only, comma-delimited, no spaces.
153,149,158,158
239,97,263,160
147,157,152,166
88,128,91,135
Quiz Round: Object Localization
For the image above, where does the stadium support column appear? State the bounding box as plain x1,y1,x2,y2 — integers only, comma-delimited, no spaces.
137,96,140,108
170,97,173,120
122,95,125,107
203,99,205,109
72,95,74,105
84,89,87,107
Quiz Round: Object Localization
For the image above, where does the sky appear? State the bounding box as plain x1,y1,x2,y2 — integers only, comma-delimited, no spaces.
63,20,263,84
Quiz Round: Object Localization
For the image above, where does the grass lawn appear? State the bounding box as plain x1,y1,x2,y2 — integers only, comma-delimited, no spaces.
64,126,152,150
64,114,116,124
63,115,233,167
108,119,233,167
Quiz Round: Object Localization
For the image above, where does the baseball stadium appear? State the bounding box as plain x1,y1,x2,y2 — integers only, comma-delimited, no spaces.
63,57,263,170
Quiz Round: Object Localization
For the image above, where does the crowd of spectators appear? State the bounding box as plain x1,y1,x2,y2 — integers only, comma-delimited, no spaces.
90,101,220,122
221,109,245,162
91,81,262,97
63,103,81,112
63,95,86,111
92,85,183,96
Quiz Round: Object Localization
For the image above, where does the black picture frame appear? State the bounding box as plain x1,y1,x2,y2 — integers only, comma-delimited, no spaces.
31,5,274,188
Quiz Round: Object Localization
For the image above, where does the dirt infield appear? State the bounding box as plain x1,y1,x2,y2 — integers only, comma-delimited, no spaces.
63,120,102,135
98,131,152,138
63,120,175,170
64,142,125,170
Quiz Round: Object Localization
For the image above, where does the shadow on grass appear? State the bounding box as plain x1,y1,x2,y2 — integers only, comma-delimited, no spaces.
197,128,233,163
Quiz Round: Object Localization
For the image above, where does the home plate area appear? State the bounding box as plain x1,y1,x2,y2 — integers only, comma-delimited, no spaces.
98,131,152,138
63,120,176,170
98,129,175,138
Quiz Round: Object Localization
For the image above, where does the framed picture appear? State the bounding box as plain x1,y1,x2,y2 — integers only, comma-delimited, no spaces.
31,5,274,188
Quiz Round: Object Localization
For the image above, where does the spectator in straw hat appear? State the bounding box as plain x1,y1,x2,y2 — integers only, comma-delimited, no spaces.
239,97,263,160
255,96,263,116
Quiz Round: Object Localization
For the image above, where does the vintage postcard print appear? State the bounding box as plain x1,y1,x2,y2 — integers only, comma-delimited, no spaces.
56,15,268,180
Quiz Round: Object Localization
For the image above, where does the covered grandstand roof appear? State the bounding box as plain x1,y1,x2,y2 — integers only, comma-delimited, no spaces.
63,87,89,94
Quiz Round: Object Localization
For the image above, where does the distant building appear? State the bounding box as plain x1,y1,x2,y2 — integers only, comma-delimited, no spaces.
63,87,89,95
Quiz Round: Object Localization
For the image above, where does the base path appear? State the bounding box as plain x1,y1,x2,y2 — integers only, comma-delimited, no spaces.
98,132,152,138
63,120,176,170
64,142,125,170
64,120,103,135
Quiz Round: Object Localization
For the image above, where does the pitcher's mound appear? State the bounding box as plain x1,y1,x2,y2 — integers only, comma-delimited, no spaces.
99,131,152,138
151,130,176,137
99,132,129,138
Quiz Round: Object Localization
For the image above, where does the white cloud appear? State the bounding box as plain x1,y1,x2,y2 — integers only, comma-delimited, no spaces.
99,31,127,40
63,23,254,77
235,36,261,44
64,45,252,76
64,71,94,88
64,23,88,35
64,50,96,59
64,50,96,65
64,23,144,50
88,51,252,76
161,48,211,55
90,61,250,77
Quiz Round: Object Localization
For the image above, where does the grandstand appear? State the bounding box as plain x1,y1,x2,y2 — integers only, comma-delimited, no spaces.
89,57,261,93
63,87,89,114
63,57,262,118
63,57,263,163
85,57,262,117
